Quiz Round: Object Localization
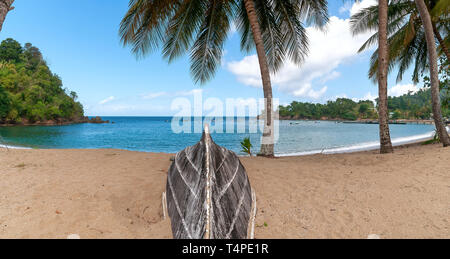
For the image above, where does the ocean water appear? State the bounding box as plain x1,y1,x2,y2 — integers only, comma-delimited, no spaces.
0,117,437,156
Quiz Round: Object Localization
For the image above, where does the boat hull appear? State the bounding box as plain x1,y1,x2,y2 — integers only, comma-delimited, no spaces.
166,129,254,239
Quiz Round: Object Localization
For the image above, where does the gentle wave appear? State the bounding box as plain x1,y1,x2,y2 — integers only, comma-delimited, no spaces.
277,130,440,157
0,144,31,150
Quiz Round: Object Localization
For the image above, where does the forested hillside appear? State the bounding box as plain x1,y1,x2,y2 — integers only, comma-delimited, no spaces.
0,38,86,125
279,88,450,121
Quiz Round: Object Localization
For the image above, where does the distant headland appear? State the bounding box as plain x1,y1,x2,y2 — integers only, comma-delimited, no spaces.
0,38,108,126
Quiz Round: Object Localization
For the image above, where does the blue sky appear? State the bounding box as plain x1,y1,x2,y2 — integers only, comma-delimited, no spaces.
1,0,419,116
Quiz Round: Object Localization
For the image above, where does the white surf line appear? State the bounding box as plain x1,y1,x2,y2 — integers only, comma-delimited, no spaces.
277,128,449,158
0,144,31,150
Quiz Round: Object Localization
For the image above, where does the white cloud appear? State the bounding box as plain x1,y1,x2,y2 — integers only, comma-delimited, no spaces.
108,105,137,112
349,92,378,104
308,86,329,99
99,96,115,105
388,83,420,97
350,0,377,16
362,92,378,102
331,94,348,101
354,84,419,105
142,92,167,100
364,92,377,100
229,22,237,35
339,1,353,14
320,71,341,83
175,89,203,97
226,0,376,99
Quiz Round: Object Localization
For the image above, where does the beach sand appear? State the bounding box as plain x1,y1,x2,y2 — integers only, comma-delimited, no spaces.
0,144,448,239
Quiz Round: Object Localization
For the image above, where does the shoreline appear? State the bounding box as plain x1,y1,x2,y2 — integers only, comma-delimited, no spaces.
276,116,442,124
1,129,444,157
277,130,439,157
0,116,110,127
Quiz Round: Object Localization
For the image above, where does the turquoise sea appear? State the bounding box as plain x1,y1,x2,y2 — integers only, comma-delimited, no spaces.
0,117,437,156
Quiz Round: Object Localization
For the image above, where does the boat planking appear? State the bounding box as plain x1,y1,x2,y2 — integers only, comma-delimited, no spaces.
164,125,256,239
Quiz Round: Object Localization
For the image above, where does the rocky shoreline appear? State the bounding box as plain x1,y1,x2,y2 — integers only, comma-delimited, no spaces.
0,116,110,127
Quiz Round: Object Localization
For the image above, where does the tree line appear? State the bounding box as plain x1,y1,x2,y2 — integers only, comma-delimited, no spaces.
0,38,85,124
279,87,450,121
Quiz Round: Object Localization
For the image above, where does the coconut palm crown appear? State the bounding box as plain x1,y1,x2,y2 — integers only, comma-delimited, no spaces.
350,0,449,83
119,0,328,84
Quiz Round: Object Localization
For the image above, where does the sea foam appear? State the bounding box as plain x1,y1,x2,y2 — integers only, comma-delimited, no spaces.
277,129,443,157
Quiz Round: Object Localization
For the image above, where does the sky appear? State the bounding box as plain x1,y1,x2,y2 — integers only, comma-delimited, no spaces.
1,0,421,116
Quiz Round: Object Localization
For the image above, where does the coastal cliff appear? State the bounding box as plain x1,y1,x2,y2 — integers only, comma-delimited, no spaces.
0,38,107,126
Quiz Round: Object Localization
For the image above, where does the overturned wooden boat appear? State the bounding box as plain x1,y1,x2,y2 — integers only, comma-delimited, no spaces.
163,125,256,239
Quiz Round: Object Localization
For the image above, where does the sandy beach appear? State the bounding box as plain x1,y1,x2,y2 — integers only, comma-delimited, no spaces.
0,143,448,239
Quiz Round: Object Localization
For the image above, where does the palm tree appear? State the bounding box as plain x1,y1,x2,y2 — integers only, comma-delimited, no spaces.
351,0,450,147
350,0,449,83
350,0,394,153
119,0,328,157
414,0,450,146
377,0,395,154
0,0,14,32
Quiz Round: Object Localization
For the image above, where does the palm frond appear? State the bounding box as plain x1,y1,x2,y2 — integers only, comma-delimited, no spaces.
274,0,309,65
350,1,413,36
236,0,254,53
119,0,179,58
163,0,206,62
358,14,411,53
190,0,233,84
297,0,329,29
255,0,285,72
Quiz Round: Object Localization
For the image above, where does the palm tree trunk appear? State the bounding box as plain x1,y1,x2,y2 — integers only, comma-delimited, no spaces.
377,0,394,154
243,0,274,157
0,0,14,32
432,22,450,61
415,0,450,147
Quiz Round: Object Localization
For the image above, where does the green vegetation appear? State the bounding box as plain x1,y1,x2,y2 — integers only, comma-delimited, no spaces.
279,88,450,121
279,98,377,121
388,88,447,120
423,131,441,145
240,137,253,156
0,38,85,124
350,0,449,84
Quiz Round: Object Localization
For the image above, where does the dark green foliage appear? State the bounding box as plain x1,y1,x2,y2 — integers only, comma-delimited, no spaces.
0,85,10,120
428,56,449,111
279,88,450,121
279,98,376,121
0,39,85,124
387,88,432,119
0,38,23,63
240,137,253,156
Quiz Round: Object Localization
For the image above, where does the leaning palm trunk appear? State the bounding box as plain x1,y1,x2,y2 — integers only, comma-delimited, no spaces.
243,0,274,157
415,0,450,147
0,0,14,32
432,22,450,62
377,0,394,154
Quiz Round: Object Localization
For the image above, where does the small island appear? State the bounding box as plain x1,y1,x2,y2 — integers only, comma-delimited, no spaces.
0,38,108,126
